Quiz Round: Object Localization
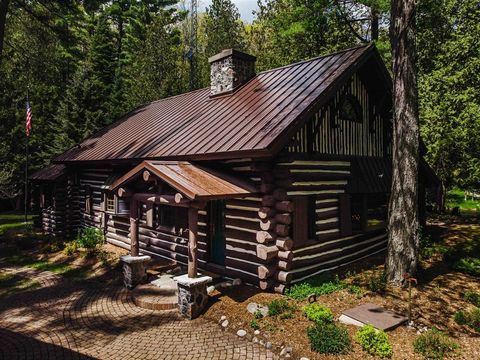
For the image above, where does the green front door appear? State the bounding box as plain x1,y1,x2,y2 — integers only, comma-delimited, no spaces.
209,200,226,265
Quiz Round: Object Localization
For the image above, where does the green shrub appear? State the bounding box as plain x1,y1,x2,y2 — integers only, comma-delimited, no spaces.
307,322,351,354
355,324,393,358
454,311,468,325
464,291,480,307
453,257,480,277
367,271,387,293
76,227,104,251
303,303,334,323
413,329,458,360
250,319,260,330
286,274,346,300
267,298,295,316
63,241,78,256
456,308,480,332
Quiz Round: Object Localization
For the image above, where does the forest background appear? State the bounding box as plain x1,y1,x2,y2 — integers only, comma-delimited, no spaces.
0,0,478,208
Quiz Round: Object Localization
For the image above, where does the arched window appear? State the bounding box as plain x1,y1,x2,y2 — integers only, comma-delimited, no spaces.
339,94,363,123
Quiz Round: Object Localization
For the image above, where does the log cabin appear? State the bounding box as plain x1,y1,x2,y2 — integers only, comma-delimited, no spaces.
31,44,439,293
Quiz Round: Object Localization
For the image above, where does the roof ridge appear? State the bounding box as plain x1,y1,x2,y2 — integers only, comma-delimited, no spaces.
257,44,372,75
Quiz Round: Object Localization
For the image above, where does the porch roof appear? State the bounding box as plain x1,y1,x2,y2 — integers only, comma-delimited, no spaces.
29,164,66,182
110,160,257,200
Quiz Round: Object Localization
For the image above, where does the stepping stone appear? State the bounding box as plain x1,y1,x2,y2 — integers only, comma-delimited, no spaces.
339,303,407,331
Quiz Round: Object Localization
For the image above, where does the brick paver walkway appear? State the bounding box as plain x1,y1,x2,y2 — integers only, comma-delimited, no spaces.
0,266,275,360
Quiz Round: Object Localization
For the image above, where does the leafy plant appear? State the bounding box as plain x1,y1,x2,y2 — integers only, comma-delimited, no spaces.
63,241,78,256
76,227,104,252
286,274,346,300
348,285,363,298
355,324,393,358
454,311,468,325
413,329,458,360
267,298,296,316
307,322,351,354
303,303,333,323
367,271,387,293
454,308,480,332
250,319,260,330
464,291,480,307
254,309,263,319
453,257,480,277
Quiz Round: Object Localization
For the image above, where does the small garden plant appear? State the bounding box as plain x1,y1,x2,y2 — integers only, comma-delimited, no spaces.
355,324,393,358
250,319,260,330
307,322,351,354
453,257,480,277
303,303,333,323
464,290,480,307
286,273,346,300
366,270,387,293
267,298,296,317
454,308,480,332
75,227,104,253
413,329,458,360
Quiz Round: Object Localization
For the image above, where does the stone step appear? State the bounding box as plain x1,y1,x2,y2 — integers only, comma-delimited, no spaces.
131,284,178,311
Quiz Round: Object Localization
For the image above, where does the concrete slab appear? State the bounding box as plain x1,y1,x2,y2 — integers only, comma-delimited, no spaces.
340,303,407,331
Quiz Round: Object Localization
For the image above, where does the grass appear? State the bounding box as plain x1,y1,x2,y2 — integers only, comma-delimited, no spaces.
3,254,88,280
286,273,347,300
446,189,480,212
0,271,41,297
0,212,33,235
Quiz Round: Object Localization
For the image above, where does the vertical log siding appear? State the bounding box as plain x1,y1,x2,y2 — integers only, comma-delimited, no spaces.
288,73,388,157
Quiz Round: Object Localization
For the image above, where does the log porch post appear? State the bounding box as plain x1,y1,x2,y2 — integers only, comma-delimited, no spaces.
188,206,198,278
130,197,139,256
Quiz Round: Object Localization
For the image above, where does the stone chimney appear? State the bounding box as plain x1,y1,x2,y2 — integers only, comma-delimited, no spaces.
208,49,256,96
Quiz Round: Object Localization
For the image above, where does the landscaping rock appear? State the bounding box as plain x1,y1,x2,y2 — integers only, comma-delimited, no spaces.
280,347,292,357
307,294,317,303
300,358,310,360
265,342,272,349
246,302,269,317
236,329,247,337
220,315,227,322
252,336,258,343
207,285,216,294
221,319,229,328
254,330,260,336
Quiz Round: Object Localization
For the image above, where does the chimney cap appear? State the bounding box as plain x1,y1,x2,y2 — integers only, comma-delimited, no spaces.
208,49,256,64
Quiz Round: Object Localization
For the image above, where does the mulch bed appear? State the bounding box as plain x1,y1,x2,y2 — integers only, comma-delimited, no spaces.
203,222,480,360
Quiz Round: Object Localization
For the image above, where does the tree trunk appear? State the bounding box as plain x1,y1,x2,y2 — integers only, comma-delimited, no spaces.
371,7,379,41
0,0,9,60
386,0,420,285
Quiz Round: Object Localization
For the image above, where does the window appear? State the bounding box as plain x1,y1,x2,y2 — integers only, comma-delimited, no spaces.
106,193,116,213
105,192,130,215
350,194,388,232
158,205,176,228
293,196,317,247
339,94,363,123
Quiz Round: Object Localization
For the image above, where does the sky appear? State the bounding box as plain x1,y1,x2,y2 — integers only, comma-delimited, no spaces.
199,0,259,23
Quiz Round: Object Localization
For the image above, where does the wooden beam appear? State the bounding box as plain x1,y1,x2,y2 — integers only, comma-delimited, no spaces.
130,198,139,256
143,170,152,182
117,187,132,198
188,207,198,278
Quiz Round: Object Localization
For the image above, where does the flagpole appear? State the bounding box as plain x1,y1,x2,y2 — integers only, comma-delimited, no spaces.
25,90,29,226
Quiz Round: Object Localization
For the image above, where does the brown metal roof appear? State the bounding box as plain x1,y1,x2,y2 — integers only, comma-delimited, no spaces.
29,164,66,181
55,45,377,163
110,161,257,200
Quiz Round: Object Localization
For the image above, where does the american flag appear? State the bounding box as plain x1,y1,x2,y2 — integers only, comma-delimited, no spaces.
26,100,32,137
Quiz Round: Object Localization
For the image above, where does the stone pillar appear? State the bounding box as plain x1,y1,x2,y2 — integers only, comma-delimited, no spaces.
174,274,212,319
120,255,151,289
